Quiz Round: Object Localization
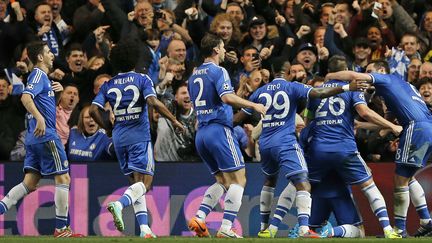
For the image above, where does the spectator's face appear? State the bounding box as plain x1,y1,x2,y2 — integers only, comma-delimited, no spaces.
35,4,53,26
67,50,85,73
93,76,110,94
296,50,316,71
167,63,185,80
167,40,186,62
367,27,382,49
407,59,422,82
240,48,257,65
314,28,325,48
83,107,98,135
378,0,393,19
420,82,432,104
226,5,244,22
401,35,419,57
147,38,160,50
424,12,432,32
284,0,295,25
290,64,306,79
135,2,153,27
47,0,62,19
250,24,266,41
216,20,233,42
334,3,351,26
320,6,333,26
420,62,432,79
59,86,79,111
0,79,9,102
248,70,262,91
0,0,7,20
353,45,371,60
175,86,192,110
260,69,270,83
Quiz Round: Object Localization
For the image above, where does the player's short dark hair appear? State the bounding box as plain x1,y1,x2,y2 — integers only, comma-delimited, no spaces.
110,38,140,72
328,55,348,72
26,41,47,65
200,33,223,58
368,60,390,74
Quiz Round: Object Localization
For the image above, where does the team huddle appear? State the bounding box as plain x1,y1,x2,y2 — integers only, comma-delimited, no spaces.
0,33,431,238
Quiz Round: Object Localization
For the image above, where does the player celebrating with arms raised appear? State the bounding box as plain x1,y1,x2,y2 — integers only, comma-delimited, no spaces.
326,60,432,237
90,39,184,238
187,33,266,238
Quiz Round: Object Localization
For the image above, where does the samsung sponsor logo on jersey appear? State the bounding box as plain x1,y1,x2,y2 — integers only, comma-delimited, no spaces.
193,68,208,75
70,149,93,158
316,119,343,126
197,109,214,115
263,121,286,128
116,114,140,121
114,76,134,85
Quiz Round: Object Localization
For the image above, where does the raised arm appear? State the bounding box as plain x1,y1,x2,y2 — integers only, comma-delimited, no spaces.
221,93,266,116
89,104,113,136
325,71,372,82
355,104,402,136
309,80,368,99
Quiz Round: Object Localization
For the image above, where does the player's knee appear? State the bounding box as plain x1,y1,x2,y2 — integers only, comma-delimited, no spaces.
23,182,38,193
359,178,374,188
289,173,310,191
54,173,71,185
264,175,277,187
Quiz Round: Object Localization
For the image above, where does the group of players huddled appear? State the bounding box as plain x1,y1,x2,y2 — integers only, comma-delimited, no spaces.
0,33,431,238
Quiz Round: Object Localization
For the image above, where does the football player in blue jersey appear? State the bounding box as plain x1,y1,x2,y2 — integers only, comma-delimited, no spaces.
326,60,432,237
0,41,81,237
187,33,266,238
90,39,185,238
67,105,114,162
233,55,369,238
307,56,403,238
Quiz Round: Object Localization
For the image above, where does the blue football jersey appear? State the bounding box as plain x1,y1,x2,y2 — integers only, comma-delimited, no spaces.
243,78,312,149
92,71,156,146
67,127,113,161
188,62,234,128
22,68,58,145
307,80,366,152
369,73,432,125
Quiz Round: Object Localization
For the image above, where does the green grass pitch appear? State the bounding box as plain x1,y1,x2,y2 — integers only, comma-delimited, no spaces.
0,237,430,243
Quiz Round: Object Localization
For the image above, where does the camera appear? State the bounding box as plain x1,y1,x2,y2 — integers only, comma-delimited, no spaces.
154,10,164,19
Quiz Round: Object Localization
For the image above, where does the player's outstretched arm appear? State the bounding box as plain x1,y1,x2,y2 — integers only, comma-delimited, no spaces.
221,93,266,116
309,80,368,98
89,104,113,136
325,71,372,82
355,104,403,136
21,93,46,137
147,96,186,133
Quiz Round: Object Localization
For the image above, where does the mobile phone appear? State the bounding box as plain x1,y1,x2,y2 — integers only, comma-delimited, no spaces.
252,53,260,61
371,2,382,19
154,10,164,19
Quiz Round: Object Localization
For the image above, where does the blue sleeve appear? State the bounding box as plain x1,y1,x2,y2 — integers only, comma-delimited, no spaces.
351,91,367,107
369,73,392,85
324,25,346,57
92,83,107,108
141,74,157,99
241,91,258,115
22,70,45,98
291,82,312,100
215,67,234,97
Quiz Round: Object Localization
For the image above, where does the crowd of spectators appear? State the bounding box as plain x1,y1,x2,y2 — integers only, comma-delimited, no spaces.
1,0,432,163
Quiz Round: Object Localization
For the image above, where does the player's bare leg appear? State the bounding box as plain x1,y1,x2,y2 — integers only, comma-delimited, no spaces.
292,178,319,238
409,177,432,237
0,172,39,215
392,174,411,237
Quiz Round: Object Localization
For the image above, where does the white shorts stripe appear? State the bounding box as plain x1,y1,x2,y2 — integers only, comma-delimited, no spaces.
224,127,240,167
49,141,61,172
402,122,414,163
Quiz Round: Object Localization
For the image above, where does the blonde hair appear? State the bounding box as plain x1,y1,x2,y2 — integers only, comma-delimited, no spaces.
210,13,241,43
